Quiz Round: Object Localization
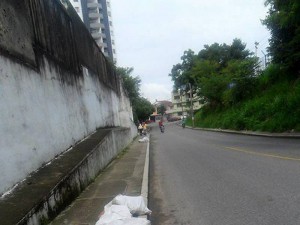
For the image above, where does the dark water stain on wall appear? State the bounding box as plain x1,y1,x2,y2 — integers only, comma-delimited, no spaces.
0,0,120,93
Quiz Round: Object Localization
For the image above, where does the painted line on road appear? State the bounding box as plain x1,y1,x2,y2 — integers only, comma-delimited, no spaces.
225,146,300,161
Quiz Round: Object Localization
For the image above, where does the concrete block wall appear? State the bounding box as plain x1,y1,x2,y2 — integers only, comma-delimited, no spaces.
0,0,136,195
15,128,133,225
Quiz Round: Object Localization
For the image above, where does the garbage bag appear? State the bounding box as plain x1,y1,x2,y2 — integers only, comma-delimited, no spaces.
104,217,150,225
138,137,149,143
112,195,151,216
95,195,151,225
95,205,131,225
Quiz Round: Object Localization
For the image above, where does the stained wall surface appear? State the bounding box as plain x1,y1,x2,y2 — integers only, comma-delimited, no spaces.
0,0,135,194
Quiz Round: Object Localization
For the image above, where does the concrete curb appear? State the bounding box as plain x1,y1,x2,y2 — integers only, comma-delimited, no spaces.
0,128,134,225
192,127,300,138
141,134,150,205
178,122,300,139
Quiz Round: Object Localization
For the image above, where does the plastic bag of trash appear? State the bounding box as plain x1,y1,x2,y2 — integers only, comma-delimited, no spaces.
103,217,150,225
95,205,131,225
138,137,149,143
112,195,151,216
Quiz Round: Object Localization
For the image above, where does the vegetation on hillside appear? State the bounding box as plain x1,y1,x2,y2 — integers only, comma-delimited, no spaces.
116,67,154,123
169,0,300,132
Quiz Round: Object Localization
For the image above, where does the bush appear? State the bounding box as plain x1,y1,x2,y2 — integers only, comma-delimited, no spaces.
192,77,300,132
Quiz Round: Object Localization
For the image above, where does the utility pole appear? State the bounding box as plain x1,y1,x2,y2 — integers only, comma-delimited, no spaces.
189,83,194,128
261,50,267,69
255,42,259,57
178,89,184,117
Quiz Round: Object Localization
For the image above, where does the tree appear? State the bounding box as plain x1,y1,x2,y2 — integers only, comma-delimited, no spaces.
116,67,153,122
263,0,300,75
116,67,141,103
198,39,251,67
157,104,166,115
229,38,251,60
135,97,154,122
194,40,256,106
170,39,257,108
169,49,197,90
221,58,258,106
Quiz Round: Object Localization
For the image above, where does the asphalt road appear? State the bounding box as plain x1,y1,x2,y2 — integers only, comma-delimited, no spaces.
148,122,300,225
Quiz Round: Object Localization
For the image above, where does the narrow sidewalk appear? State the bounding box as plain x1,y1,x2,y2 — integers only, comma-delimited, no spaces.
50,136,149,225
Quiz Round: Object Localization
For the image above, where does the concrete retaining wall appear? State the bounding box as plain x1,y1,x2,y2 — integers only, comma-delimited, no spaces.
16,128,134,225
0,0,136,195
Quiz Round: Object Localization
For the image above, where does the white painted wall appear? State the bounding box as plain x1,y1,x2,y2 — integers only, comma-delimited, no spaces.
0,55,135,194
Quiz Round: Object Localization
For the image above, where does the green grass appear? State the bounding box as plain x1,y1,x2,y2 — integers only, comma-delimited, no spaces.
187,78,300,132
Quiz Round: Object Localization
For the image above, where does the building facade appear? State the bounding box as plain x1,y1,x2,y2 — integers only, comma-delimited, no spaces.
169,89,202,117
68,0,117,62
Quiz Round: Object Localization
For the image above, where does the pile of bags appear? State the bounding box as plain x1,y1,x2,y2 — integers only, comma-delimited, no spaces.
138,136,149,143
95,194,151,225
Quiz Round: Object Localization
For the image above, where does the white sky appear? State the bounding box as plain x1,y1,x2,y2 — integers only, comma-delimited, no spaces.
110,0,270,103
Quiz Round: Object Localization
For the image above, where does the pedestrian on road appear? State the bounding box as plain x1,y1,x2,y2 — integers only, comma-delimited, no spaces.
159,120,164,133
142,122,148,135
182,116,186,128
138,123,143,136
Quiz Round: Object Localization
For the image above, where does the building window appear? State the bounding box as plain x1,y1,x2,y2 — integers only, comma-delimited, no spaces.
73,0,78,2
75,7,79,12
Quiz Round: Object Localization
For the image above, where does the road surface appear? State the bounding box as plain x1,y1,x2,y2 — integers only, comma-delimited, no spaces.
149,122,300,225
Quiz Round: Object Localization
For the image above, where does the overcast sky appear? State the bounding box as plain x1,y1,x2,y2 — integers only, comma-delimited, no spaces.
110,0,270,103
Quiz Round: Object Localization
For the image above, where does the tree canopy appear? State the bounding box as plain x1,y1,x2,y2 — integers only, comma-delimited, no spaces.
169,39,258,108
263,0,300,75
116,67,141,103
157,104,166,115
116,67,154,123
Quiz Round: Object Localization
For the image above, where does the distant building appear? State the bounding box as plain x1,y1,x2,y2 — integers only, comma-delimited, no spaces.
169,89,202,117
153,100,173,114
149,100,172,122
68,0,117,62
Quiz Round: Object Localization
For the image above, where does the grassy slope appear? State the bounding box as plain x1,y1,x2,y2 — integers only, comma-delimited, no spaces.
189,79,300,132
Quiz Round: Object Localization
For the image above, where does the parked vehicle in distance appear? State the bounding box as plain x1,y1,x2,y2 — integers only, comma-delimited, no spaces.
167,116,181,122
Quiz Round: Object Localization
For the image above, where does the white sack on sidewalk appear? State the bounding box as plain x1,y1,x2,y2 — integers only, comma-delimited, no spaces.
95,205,131,225
100,217,150,225
112,194,151,216
138,137,149,143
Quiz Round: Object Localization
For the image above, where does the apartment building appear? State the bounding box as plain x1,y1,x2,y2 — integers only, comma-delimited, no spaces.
68,0,117,62
169,89,202,117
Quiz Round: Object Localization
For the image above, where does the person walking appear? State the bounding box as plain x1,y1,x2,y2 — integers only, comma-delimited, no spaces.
159,120,164,133
138,123,143,136
182,116,186,128
142,122,148,135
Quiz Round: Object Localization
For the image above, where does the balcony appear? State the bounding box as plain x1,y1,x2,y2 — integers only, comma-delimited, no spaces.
89,12,100,19
91,32,101,40
100,23,105,29
102,42,108,48
172,99,181,104
90,22,101,29
87,3,102,9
